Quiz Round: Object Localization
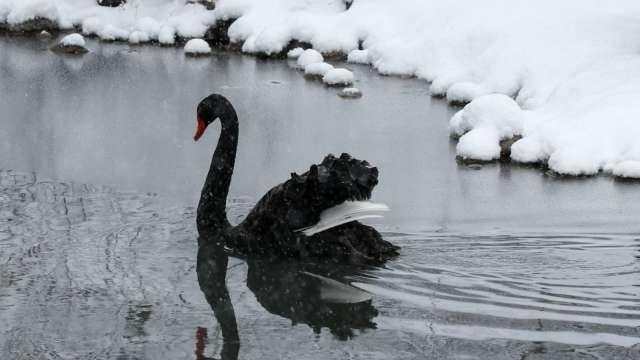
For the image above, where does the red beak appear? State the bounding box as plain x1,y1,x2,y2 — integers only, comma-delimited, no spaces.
194,117,207,141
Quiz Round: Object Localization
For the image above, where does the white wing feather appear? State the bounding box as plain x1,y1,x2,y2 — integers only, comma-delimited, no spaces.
296,201,389,236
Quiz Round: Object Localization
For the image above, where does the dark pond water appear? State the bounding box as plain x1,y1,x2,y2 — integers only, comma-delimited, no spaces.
1,35,639,359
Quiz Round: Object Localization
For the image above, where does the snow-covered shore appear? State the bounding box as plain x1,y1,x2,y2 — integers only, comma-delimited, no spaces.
3,0,640,177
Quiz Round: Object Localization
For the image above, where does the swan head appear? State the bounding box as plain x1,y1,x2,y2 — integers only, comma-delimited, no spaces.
194,93,232,141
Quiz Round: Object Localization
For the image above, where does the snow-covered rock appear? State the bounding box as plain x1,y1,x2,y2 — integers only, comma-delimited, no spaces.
61,33,85,47
338,87,362,99
347,49,369,64
304,62,334,77
322,68,354,86
450,94,524,161
50,33,88,54
296,49,323,68
38,30,52,38
184,38,212,56
287,47,304,59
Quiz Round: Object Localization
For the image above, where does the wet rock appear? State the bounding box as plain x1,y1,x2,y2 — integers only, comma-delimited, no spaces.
50,34,88,55
499,135,522,162
187,0,216,10
97,0,126,7
285,39,313,53
322,50,347,61
466,163,483,170
456,156,489,166
203,18,235,48
338,87,363,99
1,18,58,33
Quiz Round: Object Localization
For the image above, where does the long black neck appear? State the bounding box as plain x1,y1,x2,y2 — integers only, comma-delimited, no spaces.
197,103,239,234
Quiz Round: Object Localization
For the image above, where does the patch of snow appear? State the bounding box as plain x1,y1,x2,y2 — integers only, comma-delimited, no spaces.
287,47,304,59
322,68,354,86
296,49,323,68
60,33,85,47
184,38,211,55
347,49,369,64
304,62,333,77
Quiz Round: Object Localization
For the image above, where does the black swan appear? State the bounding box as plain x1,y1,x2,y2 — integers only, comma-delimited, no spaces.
194,94,399,265
196,240,378,359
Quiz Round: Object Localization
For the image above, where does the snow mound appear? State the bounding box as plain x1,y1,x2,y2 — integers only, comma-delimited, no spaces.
287,47,304,59
296,49,323,68
184,38,212,55
304,62,334,77
347,49,369,64
322,68,354,86
60,33,85,47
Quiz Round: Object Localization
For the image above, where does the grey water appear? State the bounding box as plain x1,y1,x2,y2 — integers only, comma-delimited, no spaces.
0,35,639,359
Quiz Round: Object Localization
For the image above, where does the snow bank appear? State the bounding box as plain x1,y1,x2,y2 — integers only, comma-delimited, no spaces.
211,0,640,177
0,0,215,44
60,33,85,47
323,68,354,86
184,38,211,55
304,62,333,77
347,49,369,64
4,0,640,177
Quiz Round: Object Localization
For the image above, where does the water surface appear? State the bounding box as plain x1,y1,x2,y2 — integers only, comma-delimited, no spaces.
1,35,639,359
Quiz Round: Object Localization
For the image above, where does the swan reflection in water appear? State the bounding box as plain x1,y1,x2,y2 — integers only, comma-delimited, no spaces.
196,236,379,360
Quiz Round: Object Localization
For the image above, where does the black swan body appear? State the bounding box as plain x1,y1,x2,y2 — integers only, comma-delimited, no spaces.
195,94,399,265
196,240,378,359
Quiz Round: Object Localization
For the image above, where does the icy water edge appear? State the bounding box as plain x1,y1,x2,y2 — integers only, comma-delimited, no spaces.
1,36,639,359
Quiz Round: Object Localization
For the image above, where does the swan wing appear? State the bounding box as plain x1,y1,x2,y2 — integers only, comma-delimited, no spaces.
296,201,389,236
